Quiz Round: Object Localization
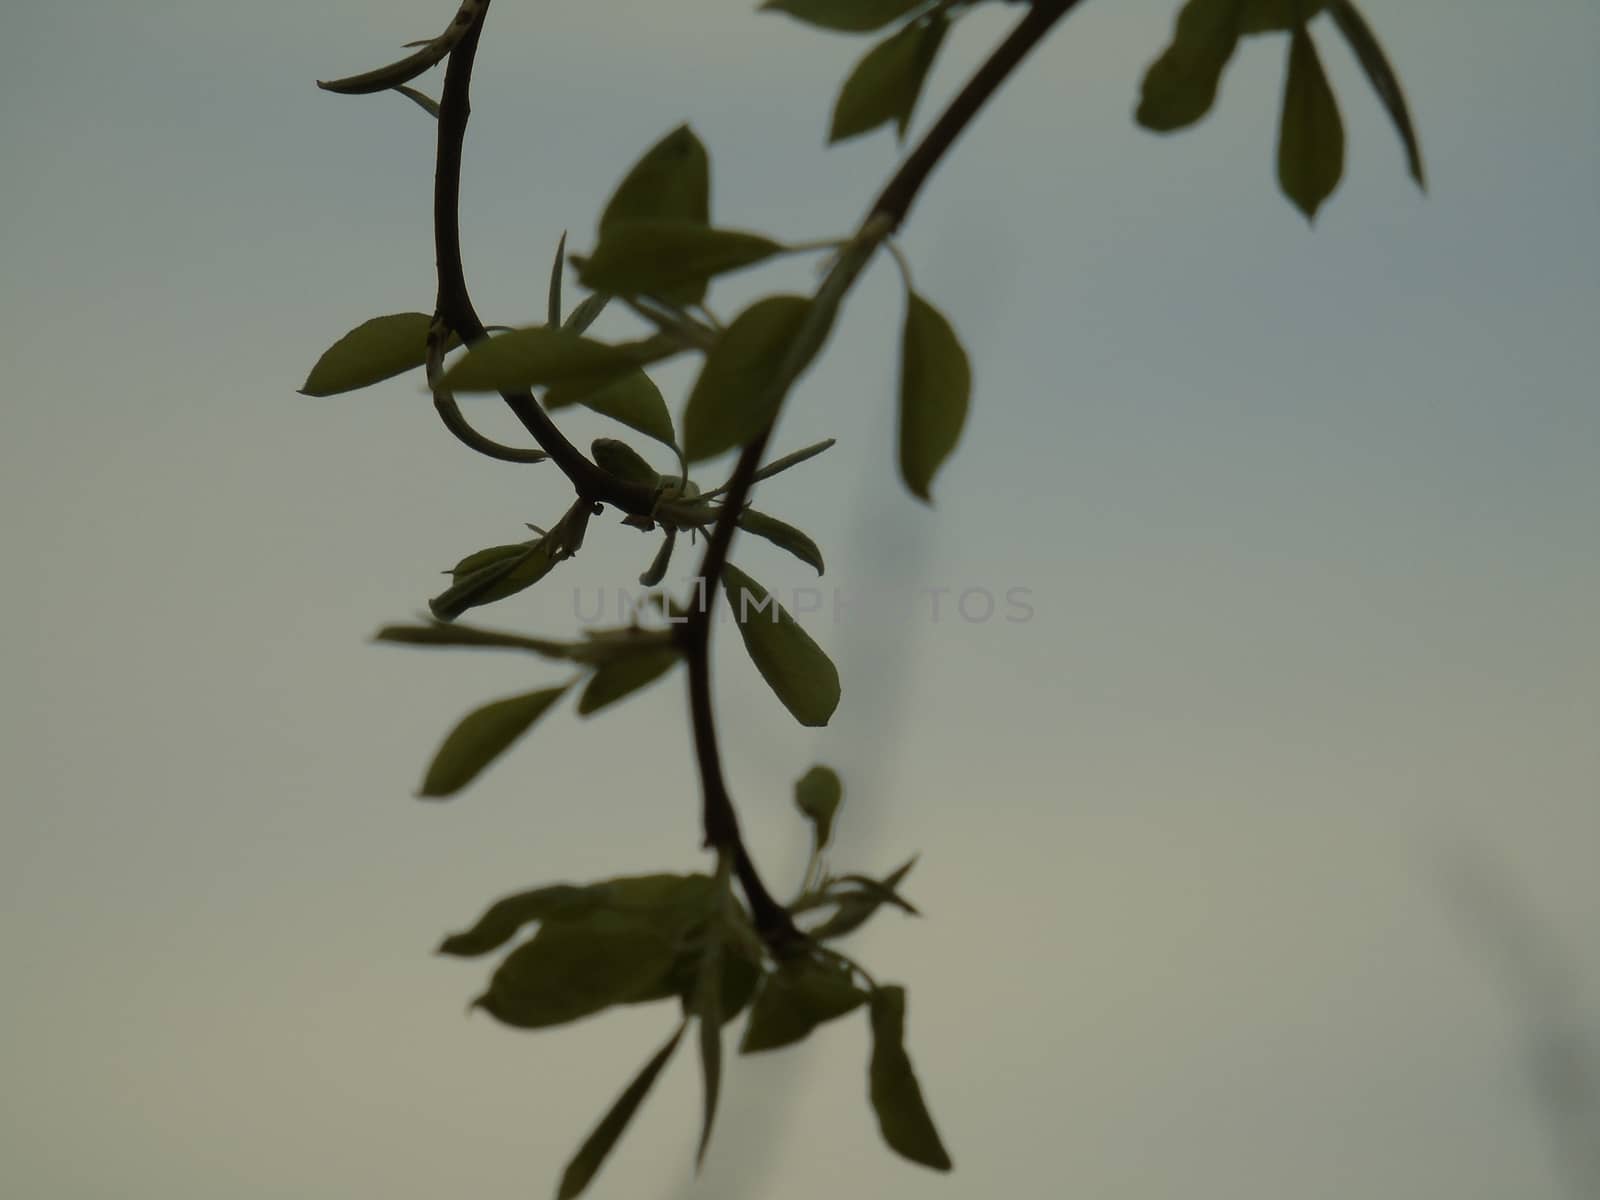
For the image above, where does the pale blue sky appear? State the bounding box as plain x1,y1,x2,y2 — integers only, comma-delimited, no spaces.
2,3,1597,1198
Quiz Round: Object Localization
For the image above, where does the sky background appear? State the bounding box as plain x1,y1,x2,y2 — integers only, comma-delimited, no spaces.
2,1,1597,1197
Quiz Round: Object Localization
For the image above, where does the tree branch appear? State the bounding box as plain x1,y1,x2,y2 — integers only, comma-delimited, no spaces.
682,0,1082,946
432,2,659,514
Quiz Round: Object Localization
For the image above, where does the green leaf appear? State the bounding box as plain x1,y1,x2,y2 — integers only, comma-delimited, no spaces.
556,1022,687,1200
546,370,676,450
435,327,636,393
867,986,951,1170
829,13,948,143
1238,0,1325,33
601,125,711,232
563,292,611,335
639,530,676,588
683,295,812,463
374,621,575,659
300,312,436,396
898,291,970,503
740,957,867,1053
475,909,680,1029
722,564,840,727
1327,0,1425,188
693,922,724,1166
437,884,597,957
736,508,825,575
1135,0,1243,132
578,648,682,716
760,0,927,34
808,855,918,940
419,684,569,798
1277,25,1345,221
548,232,567,328
590,437,662,488
429,539,558,621
577,223,785,301
794,764,843,848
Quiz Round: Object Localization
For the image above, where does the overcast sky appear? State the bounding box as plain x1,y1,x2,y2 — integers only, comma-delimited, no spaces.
3,2,1597,1198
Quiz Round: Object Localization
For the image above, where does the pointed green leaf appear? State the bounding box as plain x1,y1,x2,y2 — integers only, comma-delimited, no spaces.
374,621,575,659
393,85,440,119
639,530,676,587
556,1023,688,1200
545,369,676,450
1277,25,1345,220
548,232,567,327
794,764,843,848
301,312,436,396
867,986,952,1170
1327,0,1425,188
683,295,812,463
829,13,948,144
475,909,680,1029
898,291,970,503
563,292,611,335
760,0,925,34
429,539,558,621
601,125,711,232
577,224,785,301
722,563,840,727
693,925,723,1167
437,884,597,957
578,648,682,716
1136,0,1243,132
741,957,867,1053
736,508,825,575
809,855,918,940
436,327,636,393
419,684,569,798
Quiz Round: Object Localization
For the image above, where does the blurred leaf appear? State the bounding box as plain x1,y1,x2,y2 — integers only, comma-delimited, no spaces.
867,986,952,1170
578,647,682,715
693,922,724,1166
760,0,926,33
1239,0,1325,33
736,508,825,575
300,312,435,396
590,437,663,488
794,764,843,848
808,855,918,940
546,370,676,450
437,884,597,957
475,909,680,1029
1277,25,1344,220
831,872,919,916
683,296,811,463
556,1022,687,1200
1135,0,1242,132
898,291,970,503
829,13,948,143
601,125,710,231
740,957,867,1052
1327,0,1425,187
722,564,840,727
436,327,635,393
577,223,784,301
599,872,718,916
374,621,574,659
419,684,569,798
639,529,676,587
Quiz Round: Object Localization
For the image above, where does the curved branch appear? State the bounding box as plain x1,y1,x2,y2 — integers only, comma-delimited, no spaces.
432,3,659,514
682,0,1084,943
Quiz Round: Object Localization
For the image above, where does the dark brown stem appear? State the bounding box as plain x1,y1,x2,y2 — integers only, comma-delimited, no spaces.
433,3,658,515
682,0,1081,945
